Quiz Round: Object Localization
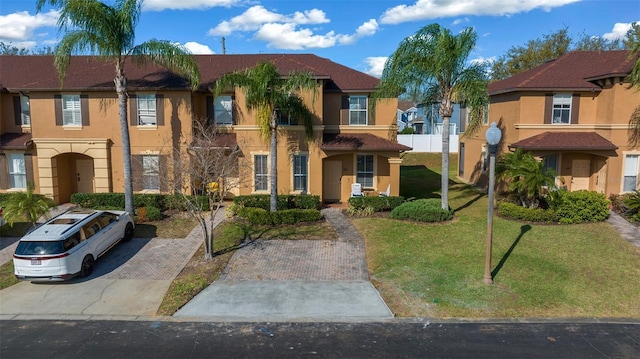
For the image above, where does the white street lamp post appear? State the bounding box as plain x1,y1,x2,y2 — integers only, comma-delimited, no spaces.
484,122,502,285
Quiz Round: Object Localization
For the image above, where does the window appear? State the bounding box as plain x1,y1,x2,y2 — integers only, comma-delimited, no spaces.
276,108,293,125
349,96,368,125
142,155,160,190
62,95,81,126
254,155,268,191
214,96,233,125
356,154,374,188
623,155,639,192
8,153,26,189
293,154,308,191
20,95,30,125
543,154,559,173
552,93,572,124
137,94,157,125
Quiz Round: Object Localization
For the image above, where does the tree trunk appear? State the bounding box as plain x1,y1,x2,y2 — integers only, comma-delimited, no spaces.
115,62,134,215
441,115,450,210
269,113,278,213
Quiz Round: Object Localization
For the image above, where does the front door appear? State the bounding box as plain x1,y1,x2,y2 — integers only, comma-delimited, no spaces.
323,160,342,202
571,159,590,191
595,159,607,194
76,159,94,193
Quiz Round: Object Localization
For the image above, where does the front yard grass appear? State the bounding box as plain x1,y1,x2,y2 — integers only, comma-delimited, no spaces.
355,153,640,318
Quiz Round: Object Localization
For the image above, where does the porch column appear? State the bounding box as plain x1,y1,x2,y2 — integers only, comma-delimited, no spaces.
388,157,403,196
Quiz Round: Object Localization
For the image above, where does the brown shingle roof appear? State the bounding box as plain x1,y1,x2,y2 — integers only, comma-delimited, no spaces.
509,132,618,151
321,133,411,152
398,100,416,111
0,54,379,92
488,51,636,95
0,132,33,150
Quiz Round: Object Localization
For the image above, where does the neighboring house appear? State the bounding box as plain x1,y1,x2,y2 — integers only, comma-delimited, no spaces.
459,50,640,195
0,54,408,204
397,100,419,132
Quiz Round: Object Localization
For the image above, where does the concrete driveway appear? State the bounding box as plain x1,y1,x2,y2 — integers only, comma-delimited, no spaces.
0,235,200,318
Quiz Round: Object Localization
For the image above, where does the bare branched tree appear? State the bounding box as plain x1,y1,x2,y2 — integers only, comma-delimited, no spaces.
170,119,246,260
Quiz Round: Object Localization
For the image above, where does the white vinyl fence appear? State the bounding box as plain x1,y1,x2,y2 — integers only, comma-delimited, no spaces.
397,134,459,153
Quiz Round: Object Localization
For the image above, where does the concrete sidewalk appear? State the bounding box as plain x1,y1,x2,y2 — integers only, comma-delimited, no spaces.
174,208,394,321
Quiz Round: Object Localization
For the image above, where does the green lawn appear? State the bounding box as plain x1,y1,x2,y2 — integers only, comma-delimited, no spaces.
355,153,640,318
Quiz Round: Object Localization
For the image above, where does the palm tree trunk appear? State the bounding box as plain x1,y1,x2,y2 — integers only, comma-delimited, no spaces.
115,62,134,215
441,115,450,210
269,114,278,212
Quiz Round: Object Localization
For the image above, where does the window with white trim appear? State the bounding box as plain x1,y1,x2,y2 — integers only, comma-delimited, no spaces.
214,95,233,124
137,94,157,126
20,95,30,125
62,95,81,126
8,153,26,189
552,93,571,124
293,154,308,191
356,154,374,188
254,155,268,191
623,154,639,192
349,96,368,125
142,155,160,190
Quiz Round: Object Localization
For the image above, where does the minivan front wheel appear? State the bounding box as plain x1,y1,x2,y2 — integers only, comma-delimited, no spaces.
80,255,94,277
123,223,134,242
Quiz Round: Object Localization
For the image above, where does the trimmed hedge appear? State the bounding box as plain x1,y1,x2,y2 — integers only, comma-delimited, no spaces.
550,190,610,224
236,207,323,225
70,192,210,211
390,198,453,223
0,193,13,206
497,202,558,223
348,196,405,212
232,194,320,210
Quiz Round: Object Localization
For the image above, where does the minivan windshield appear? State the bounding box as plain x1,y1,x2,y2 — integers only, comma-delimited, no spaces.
15,241,65,256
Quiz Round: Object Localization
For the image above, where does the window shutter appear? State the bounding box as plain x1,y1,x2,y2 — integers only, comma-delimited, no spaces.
543,94,552,124
24,154,34,185
159,155,168,192
0,155,8,189
132,155,142,191
156,94,164,126
13,96,21,125
571,94,580,124
54,94,63,126
341,95,349,125
129,94,137,126
206,95,213,123
81,94,90,126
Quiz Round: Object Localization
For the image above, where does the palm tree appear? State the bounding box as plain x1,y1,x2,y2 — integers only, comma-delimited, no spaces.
36,0,200,215
497,149,561,208
214,61,316,212
2,184,54,227
625,22,640,146
376,24,489,210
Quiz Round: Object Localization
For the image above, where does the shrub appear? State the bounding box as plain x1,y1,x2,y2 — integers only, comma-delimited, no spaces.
236,207,322,225
70,193,210,212
134,194,164,209
233,194,320,210
136,207,148,222
291,195,321,210
550,190,610,224
146,206,163,221
71,192,125,209
346,206,375,217
390,198,453,223
348,196,405,212
497,202,558,223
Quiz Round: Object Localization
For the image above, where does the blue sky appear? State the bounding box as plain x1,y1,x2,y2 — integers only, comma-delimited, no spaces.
1,0,638,77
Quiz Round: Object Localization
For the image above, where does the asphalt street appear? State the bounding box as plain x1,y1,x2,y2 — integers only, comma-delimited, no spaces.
1,320,638,358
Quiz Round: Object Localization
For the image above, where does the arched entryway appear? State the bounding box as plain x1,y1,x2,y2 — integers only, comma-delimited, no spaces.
53,153,95,203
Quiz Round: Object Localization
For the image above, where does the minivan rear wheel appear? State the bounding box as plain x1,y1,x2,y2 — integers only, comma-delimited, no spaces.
80,255,94,277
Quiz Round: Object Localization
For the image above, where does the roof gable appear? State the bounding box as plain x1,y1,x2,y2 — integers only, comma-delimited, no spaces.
488,50,636,95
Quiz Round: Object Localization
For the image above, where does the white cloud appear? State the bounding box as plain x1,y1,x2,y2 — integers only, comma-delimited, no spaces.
603,22,639,41
142,0,237,11
208,5,329,36
452,17,469,26
0,10,59,41
363,56,388,78
183,41,215,54
209,6,377,50
380,0,581,24
470,56,496,66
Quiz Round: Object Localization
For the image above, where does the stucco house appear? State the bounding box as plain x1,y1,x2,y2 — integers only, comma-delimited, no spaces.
459,50,640,195
0,54,408,205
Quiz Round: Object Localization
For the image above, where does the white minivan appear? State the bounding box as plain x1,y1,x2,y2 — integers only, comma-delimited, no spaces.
13,209,134,281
